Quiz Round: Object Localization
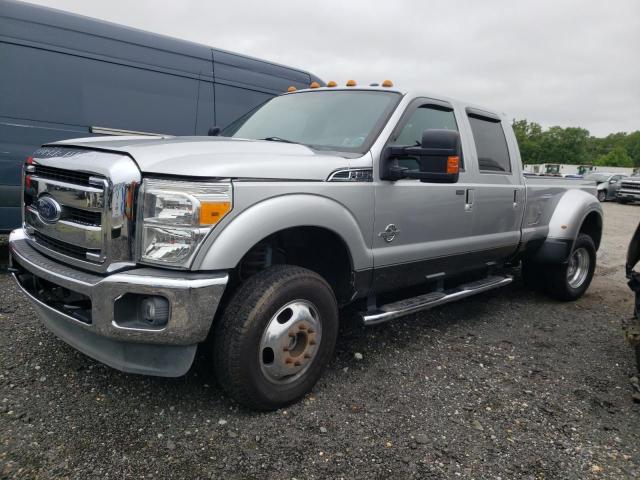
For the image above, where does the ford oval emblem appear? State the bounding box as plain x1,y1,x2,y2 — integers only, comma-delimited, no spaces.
36,196,62,224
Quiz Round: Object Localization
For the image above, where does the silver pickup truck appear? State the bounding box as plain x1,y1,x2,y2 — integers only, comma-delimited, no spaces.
9,84,603,410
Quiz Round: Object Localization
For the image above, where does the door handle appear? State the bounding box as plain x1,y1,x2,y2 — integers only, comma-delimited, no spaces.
513,189,519,208
465,189,474,212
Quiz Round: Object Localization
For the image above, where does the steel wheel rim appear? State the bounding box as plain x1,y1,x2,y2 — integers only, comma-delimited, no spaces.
259,300,322,384
567,247,590,289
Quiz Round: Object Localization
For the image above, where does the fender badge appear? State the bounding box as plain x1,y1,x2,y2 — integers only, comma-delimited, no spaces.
379,224,400,243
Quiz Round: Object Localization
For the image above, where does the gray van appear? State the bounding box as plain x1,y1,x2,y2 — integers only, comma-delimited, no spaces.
0,0,322,231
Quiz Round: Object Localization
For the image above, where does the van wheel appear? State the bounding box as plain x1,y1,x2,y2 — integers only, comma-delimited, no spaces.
212,265,338,410
597,190,607,202
545,233,596,301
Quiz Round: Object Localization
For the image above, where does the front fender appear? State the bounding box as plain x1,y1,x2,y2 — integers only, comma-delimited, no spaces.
192,194,372,271
532,189,603,263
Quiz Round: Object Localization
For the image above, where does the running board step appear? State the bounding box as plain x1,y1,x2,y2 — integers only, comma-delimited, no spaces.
361,275,513,326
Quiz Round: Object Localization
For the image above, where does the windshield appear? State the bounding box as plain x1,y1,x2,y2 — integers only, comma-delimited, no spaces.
584,173,610,182
223,90,401,153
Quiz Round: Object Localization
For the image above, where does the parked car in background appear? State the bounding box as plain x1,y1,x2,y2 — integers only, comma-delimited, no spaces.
0,0,322,232
9,84,603,410
581,173,628,202
617,176,640,204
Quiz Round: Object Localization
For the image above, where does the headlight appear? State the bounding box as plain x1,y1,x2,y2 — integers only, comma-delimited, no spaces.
138,178,232,268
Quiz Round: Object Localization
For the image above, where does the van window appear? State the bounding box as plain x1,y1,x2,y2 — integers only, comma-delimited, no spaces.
468,114,511,173
1,42,199,135
214,84,272,128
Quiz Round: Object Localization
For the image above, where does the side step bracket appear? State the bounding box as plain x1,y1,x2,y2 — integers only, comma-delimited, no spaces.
361,275,513,326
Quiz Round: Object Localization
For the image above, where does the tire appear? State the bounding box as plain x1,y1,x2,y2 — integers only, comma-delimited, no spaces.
545,233,596,301
521,259,545,291
597,190,607,202
212,265,338,410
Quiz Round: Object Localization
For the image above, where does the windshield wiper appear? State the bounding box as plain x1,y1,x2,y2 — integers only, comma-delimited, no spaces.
260,136,298,144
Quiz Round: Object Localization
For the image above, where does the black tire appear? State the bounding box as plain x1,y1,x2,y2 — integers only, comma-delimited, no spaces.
212,265,338,410
521,259,546,291
597,190,607,202
545,233,596,301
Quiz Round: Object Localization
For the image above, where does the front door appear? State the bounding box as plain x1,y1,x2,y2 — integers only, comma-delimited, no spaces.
372,98,476,292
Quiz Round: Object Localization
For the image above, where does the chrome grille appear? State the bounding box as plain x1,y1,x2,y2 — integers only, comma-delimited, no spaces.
33,231,99,261
620,182,640,192
32,164,93,186
24,146,141,273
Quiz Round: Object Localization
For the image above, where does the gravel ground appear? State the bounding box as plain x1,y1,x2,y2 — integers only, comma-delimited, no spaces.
1,202,639,479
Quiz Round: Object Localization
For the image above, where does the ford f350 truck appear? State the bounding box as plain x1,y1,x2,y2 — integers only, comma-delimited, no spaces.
9,84,603,410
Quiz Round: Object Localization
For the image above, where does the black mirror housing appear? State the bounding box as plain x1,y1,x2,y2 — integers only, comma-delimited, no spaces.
381,129,461,183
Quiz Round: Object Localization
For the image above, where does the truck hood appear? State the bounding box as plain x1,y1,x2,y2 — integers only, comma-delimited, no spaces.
50,136,359,181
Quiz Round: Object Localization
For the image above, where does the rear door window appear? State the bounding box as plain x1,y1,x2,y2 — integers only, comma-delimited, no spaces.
467,113,512,173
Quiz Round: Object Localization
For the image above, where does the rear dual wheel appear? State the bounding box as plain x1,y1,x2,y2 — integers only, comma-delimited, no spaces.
212,265,338,411
522,233,596,301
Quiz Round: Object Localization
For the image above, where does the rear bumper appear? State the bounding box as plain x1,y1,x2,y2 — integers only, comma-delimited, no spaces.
9,229,228,376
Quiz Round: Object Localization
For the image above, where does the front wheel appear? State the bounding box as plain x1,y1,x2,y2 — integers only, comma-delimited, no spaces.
212,265,339,410
597,190,607,202
545,233,596,301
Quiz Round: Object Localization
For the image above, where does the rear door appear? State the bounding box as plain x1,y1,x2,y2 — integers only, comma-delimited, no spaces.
463,109,525,263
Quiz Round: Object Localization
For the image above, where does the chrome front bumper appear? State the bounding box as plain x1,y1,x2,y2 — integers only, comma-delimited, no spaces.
618,191,640,201
8,229,228,377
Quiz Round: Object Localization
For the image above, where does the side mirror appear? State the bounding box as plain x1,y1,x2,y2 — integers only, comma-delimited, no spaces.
381,129,461,183
610,179,617,184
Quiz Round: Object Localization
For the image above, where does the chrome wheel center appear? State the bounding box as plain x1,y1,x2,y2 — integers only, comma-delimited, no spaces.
567,247,590,289
259,300,322,384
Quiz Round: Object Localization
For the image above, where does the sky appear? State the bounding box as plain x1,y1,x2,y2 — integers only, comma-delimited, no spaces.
25,0,640,137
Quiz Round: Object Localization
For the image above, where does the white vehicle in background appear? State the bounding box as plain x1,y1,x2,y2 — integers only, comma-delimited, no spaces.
618,176,640,204
524,164,634,177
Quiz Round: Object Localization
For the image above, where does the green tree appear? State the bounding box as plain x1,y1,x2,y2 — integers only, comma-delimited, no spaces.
512,118,639,168
595,146,633,167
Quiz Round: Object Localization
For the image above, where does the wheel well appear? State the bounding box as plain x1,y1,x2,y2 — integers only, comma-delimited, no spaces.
579,211,602,250
233,227,355,304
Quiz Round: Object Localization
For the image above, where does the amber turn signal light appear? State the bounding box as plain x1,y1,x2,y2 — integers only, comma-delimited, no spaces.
199,202,231,226
447,156,460,174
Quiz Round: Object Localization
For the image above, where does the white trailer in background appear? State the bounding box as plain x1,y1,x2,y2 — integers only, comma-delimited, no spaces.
524,164,634,177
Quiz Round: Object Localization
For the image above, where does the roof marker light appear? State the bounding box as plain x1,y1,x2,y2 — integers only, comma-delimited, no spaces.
346,79,357,87
287,86,297,92
327,80,337,87
310,81,320,89
382,79,394,87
